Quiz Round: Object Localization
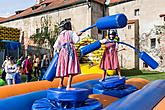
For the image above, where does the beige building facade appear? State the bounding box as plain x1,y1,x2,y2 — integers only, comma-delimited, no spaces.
109,0,165,72
0,0,104,55
0,1,105,40
0,0,165,71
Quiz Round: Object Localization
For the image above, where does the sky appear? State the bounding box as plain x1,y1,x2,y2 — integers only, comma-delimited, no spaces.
0,0,36,18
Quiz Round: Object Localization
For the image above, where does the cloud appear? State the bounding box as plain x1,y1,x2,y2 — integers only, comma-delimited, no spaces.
0,12,14,18
0,0,36,17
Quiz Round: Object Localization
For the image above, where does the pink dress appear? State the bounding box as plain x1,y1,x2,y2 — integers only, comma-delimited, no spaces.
100,41,119,70
53,30,81,77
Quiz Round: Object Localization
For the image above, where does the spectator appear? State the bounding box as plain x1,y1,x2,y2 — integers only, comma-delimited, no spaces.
1,56,9,81
33,55,41,79
40,54,49,80
13,65,23,84
17,56,24,66
33,54,37,77
24,54,33,82
5,57,17,85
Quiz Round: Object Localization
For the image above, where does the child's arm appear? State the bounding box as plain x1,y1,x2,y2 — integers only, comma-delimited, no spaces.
12,64,18,73
5,65,17,73
53,36,61,53
76,32,83,36
99,38,107,44
76,32,87,40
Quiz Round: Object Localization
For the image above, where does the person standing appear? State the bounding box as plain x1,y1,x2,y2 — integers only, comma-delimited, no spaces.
13,65,23,84
40,54,49,80
1,56,9,81
53,19,83,90
33,54,37,78
99,30,121,81
5,57,17,85
24,54,33,82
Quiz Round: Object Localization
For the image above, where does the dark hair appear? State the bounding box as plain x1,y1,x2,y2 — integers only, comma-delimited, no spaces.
59,19,72,32
9,56,14,60
64,21,72,30
108,31,117,36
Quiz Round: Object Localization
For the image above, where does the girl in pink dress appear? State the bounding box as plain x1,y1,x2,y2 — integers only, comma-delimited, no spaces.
99,30,121,81
53,19,82,90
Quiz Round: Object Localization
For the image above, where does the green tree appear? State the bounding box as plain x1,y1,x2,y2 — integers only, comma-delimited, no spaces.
30,15,59,57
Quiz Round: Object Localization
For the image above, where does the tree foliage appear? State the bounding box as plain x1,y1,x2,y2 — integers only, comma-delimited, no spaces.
30,15,59,50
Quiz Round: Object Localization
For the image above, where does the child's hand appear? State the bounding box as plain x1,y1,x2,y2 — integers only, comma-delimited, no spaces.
99,39,107,44
77,32,83,36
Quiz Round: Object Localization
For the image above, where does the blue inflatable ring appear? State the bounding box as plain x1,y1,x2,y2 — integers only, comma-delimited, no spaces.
32,98,103,110
99,76,126,89
47,88,90,102
93,84,137,98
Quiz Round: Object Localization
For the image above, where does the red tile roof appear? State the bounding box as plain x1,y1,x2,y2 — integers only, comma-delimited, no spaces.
93,0,105,4
1,0,120,23
41,0,54,4
0,17,6,21
110,0,122,3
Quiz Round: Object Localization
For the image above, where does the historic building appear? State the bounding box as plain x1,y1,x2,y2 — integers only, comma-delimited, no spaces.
108,0,165,71
0,0,165,71
0,0,106,55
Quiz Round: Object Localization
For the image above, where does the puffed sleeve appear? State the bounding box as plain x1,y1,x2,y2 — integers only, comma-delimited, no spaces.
53,36,61,51
71,32,80,44
105,42,116,48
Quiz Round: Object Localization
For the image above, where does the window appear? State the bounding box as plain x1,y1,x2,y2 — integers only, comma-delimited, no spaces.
44,27,48,33
36,28,40,33
143,62,148,68
151,38,156,48
42,4,47,8
32,6,39,10
134,9,140,16
128,25,131,29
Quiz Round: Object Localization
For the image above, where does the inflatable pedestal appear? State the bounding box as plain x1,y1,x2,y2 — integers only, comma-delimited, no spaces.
32,88,103,110
93,76,137,98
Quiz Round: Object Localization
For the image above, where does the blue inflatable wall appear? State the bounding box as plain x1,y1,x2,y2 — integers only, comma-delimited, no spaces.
103,80,165,110
0,79,100,110
42,53,59,81
0,90,47,110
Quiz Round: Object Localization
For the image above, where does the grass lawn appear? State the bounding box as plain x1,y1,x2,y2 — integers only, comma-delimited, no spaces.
121,69,165,81
0,68,165,84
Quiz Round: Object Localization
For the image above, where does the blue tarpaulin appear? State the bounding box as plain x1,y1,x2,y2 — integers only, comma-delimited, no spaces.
0,40,20,50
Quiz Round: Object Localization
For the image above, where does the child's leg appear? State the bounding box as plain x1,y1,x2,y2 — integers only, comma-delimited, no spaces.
13,78,15,84
6,79,13,85
66,75,73,90
101,70,106,81
117,67,122,78
58,77,64,88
